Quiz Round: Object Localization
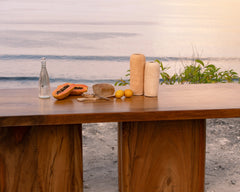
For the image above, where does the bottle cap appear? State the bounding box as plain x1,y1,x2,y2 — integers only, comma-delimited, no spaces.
41,57,46,66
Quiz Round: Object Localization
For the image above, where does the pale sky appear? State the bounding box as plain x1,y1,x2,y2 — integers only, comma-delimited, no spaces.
0,0,240,57
0,0,240,25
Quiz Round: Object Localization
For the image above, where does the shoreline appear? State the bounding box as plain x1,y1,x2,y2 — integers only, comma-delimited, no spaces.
82,118,240,192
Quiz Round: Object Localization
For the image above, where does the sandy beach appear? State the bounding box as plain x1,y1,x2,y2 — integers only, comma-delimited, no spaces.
82,118,240,192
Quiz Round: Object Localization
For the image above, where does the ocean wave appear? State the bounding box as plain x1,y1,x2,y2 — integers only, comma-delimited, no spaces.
1,76,238,85
0,55,131,62
1,54,240,62
0,76,117,84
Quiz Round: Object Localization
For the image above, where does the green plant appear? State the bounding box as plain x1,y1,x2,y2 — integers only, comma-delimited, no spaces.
115,59,240,86
156,59,177,85
114,70,130,86
177,59,239,84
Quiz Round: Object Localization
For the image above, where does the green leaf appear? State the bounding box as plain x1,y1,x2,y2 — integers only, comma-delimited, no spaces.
231,71,238,75
195,59,205,67
206,64,216,70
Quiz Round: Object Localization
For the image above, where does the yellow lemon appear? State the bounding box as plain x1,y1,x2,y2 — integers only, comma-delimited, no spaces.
124,89,133,98
115,90,124,99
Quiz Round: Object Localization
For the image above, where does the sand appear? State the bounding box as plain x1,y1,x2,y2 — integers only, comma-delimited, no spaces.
82,118,240,192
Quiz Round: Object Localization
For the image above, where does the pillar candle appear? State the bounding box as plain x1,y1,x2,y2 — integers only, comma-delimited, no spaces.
144,61,160,97
130,54,146,95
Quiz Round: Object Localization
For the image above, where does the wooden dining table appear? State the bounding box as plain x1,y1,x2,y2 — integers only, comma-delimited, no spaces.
0,83,239,192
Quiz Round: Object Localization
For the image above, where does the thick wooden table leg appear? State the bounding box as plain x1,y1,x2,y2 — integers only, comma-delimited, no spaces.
118,120,206,192
0,124,83,192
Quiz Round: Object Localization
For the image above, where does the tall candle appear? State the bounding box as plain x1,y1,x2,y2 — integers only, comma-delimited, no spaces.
144,61,160,97
130,54,146,95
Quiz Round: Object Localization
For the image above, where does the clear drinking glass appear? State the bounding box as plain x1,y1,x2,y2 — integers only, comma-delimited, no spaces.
39,57,50,98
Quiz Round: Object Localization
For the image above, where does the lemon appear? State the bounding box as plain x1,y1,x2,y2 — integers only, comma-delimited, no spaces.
124,89,133,98
115,90,124,99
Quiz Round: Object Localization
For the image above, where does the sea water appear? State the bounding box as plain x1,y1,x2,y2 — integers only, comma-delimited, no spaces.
0,0,240,89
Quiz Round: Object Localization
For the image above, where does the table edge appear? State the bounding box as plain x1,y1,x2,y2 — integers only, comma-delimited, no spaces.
1,108,240,127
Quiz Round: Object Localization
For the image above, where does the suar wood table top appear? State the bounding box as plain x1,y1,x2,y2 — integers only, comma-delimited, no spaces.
0,83,239,127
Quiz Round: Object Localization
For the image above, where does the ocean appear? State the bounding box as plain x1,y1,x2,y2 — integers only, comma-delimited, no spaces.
0,0,240,89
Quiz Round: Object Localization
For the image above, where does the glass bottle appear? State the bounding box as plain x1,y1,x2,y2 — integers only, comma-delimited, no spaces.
39,57,50,98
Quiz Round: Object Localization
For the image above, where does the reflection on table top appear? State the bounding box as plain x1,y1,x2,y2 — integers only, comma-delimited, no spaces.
0,83,239,127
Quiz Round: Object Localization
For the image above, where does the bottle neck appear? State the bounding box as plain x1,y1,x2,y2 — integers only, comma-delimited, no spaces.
41,57,47,68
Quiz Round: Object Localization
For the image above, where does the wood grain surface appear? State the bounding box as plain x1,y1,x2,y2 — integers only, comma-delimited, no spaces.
118,120,206,192
0,124,83,192
0,83,240,127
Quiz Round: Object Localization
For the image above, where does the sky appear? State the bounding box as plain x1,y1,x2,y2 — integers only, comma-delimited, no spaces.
1,0,240,24
0,0,240,57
